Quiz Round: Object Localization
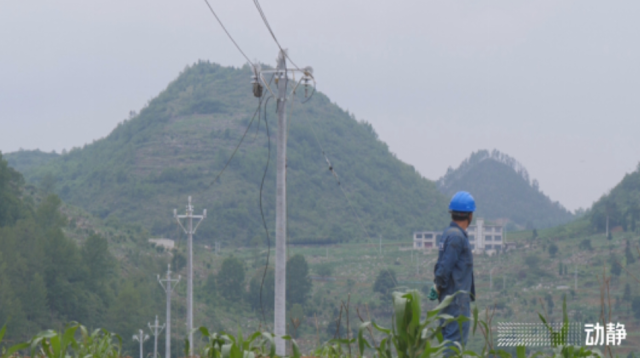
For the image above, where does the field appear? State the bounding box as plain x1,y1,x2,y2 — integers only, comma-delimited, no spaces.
175,220,640,355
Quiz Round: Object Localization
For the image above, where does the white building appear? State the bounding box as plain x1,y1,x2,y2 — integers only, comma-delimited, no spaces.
413,218,505,255
148,238,175,250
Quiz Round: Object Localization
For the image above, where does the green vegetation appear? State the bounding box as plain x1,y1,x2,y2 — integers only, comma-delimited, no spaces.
590,163,640,232
1,290,606,358
0,153,167,354
437,150,574,229
7,62,448,245
4,150,59,177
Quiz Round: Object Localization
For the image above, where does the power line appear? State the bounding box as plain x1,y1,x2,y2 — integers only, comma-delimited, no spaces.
202,0,254,66
301,111,399,286
251,0,305,72
200,98,263,193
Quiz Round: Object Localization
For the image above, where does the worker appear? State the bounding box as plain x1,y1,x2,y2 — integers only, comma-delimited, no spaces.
428,191,476,354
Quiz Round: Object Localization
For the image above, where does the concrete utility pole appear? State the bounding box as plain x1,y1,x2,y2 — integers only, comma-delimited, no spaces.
148,315,166,358
158,264,181,358
133,329,149,358
174,196,206,356
273,50,289,356
253,50,313,356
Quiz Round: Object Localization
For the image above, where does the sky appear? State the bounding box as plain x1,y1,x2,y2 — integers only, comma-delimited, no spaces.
1,0,640,212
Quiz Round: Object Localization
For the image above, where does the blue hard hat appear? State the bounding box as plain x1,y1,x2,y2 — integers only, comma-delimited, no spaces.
449,191,476,213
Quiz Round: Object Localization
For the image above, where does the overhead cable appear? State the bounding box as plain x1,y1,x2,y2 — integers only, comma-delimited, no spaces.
203,0,254,66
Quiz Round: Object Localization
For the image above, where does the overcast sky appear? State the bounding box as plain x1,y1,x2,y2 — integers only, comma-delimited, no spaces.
2,0,639,211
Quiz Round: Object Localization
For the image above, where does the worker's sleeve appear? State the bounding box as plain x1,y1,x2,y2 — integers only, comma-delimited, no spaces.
434,235,463,291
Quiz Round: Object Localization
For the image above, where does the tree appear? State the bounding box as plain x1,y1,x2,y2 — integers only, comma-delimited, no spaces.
623,283,632,303
23,273,49,328
203,273,217,304
316,264,333,278
287,254,312,307
548,243,558,258
373,269,396,304
82,234,115,288
579,239,593,251
171,250,186,272
288,304,304,338
632,296,640,320
0,153,25,227
249,267,274,313
545,294,554,316
610,255,622,277
558,262,563,276
625,240,636,265
0,251,26,338
524,255,540,269
217,256,245,302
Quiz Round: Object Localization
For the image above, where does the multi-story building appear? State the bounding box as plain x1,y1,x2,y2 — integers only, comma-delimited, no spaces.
413,218,505,255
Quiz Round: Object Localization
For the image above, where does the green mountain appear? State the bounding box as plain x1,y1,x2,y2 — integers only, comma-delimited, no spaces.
437,149,574,229
5,149,59,175
8,61,449,245
589,163,640,232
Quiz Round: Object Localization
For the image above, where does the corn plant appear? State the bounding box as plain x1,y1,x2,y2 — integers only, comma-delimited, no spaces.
196,326,301,358
27,324,78,358
73,325,122,358
313,289,478,358
0,324,29,358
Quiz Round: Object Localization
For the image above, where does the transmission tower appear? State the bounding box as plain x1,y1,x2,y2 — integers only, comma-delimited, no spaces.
158,264,181,358
133,329,150,358
148,315,166,358
174,196,206,356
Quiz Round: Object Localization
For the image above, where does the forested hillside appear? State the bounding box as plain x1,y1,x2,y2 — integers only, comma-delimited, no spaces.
437,150,574,229
9,61,449,245
590,163,640,232
0,152,169,352
5,149,59,175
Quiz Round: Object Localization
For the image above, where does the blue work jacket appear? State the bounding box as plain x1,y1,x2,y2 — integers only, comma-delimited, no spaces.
433,222,476,305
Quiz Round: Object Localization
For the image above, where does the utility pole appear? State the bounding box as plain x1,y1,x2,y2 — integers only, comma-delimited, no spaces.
574,266,578,290
379,236,382,256
273,50,289,356
254,50,313,356
158,264,181,358
133,329,149,358
174,196,206,356
148,315,166,358
416,257,419,276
